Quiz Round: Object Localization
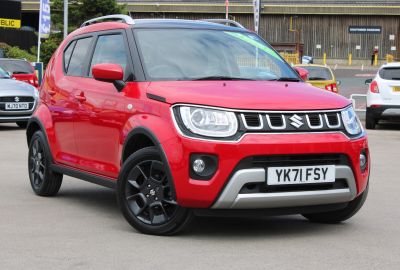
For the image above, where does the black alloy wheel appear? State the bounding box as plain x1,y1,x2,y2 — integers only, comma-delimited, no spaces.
125,159,178,225
118,147,192,235
28,131,63,196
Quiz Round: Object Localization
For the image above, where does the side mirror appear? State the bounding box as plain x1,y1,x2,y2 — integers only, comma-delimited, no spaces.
294,67,309,81
365,78,372,85
92,63,125,91
337,80,341,86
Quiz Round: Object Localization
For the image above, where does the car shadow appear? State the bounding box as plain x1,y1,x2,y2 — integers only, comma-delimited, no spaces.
0,123,22,131
375,121,400,130
54,184,350,238
56,185,119,216
180,215,349,238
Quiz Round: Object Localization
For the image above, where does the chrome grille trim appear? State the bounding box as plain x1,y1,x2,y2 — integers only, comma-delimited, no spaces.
266,114,287,130
325,113,342,128
306,114,324,129
240,114,264,130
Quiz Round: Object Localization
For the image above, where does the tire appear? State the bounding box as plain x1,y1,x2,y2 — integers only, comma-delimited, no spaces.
302,184,369,224
16,121,28,128
28,130,63,196
365,109,376,130
117,146,192,235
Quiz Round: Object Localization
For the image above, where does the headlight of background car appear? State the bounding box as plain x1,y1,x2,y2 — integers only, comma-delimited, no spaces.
178,106,238,138
341,106,362,135
33,88,39,99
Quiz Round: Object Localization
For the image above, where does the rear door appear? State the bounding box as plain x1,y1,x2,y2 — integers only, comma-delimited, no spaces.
50,36,94,166
377,66,400,105
73,31,133,178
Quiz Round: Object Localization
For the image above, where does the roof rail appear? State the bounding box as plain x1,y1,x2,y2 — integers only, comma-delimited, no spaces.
80,14,135,28
200,19,245,29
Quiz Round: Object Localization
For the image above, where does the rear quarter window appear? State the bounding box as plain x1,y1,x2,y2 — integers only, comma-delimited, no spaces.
379,67,400,80
63,40,76,73
66,37,93,76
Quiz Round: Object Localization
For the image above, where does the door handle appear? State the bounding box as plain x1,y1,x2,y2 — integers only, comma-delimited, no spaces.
48,89,56,96
74,93,86,102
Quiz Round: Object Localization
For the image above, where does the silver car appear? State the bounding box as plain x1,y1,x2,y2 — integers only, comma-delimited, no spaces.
0,67,38,128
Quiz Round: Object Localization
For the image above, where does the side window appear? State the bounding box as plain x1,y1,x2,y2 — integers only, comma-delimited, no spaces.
63,40,76,72
67,37,93,76
89,34,128,77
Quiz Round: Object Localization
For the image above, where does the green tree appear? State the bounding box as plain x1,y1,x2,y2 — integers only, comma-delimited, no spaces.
39,0,126,65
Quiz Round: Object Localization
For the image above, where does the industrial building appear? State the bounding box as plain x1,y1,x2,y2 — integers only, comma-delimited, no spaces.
16,0,400,60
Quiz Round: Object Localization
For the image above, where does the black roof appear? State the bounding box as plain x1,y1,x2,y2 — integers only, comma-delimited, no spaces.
132,19,248,31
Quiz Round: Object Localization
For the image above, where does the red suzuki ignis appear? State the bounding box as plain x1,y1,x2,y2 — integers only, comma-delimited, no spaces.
26,15,369,235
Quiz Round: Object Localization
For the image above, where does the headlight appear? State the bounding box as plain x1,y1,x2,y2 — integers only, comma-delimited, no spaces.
33,88,39,99
341,106,362,135
178,106,238,138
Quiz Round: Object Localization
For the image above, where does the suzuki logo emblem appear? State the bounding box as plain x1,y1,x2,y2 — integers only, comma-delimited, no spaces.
14,97,19,102
289,114,304,128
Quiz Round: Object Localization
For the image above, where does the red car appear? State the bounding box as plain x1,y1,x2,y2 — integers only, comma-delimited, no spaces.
26,15,369,235
0,58,39,88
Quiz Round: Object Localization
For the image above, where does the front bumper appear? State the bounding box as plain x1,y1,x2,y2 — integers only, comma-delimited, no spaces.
212,166,356,209
162,132,369,209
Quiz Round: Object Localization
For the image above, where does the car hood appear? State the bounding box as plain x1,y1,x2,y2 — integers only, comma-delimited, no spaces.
0,78,36,96
146,81,350,110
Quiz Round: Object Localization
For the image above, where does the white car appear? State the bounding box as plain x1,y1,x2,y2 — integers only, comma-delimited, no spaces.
0,67,39,128
365,62,400,129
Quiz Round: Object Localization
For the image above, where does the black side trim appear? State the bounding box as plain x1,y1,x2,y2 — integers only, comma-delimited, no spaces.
146,93,167,103
122,127,176,198
51,164,116,190
26,117,56,164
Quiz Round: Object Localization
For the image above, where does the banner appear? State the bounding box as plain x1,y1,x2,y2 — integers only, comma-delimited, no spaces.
0,0,21,29
253,0,260,34
39,0,51,38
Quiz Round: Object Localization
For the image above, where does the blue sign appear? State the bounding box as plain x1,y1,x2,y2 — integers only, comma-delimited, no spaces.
39,0,51,38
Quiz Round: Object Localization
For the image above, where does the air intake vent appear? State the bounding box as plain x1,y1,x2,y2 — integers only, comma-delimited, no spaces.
267,114,286,129
241,114,263,129
325,113,341,128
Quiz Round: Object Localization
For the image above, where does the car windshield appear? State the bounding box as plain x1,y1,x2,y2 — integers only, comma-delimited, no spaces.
379,67,400,80
299,66,333,81
134,29,299,81
0,67,10,78
0,59,34,74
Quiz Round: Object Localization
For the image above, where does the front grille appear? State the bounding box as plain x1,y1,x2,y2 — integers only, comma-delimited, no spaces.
0,96,34,102
0,96,35,112
251,154,350,167
240,110,343,133
235,154,350,194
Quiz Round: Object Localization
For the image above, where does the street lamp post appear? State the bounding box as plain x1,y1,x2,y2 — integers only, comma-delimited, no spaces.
64,0,68,39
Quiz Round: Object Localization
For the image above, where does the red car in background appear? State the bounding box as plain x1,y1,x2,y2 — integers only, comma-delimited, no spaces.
0,58,39,88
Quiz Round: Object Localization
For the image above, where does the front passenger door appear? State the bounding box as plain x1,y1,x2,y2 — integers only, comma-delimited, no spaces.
73,32,132,178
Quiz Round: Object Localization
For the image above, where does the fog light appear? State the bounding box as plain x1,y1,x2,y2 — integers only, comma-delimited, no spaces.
360,151,367,171
193,159,205,174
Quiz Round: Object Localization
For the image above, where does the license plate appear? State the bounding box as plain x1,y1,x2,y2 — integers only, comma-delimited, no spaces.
5,103,29,110
267,165,335,185
393,86,400,92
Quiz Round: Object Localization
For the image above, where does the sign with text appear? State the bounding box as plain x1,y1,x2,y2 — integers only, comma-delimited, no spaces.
253,0,260,34
39,0,51,38
349,26,382,34
0,0,21,29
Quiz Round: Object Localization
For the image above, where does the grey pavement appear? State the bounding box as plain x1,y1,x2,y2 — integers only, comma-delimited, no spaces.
0,119,399,269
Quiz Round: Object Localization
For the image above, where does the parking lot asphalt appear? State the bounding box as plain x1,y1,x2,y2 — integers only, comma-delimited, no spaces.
0,120,399,270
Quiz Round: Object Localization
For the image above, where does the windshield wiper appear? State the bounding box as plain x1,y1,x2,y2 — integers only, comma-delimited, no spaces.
193,76,255,81
270,77,301,82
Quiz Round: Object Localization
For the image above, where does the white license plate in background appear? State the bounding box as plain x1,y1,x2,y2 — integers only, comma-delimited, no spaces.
267,165,335,185
5,103,29,110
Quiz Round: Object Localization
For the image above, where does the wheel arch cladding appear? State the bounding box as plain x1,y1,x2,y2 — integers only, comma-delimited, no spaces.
121,127,177,198
26,119,42,146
